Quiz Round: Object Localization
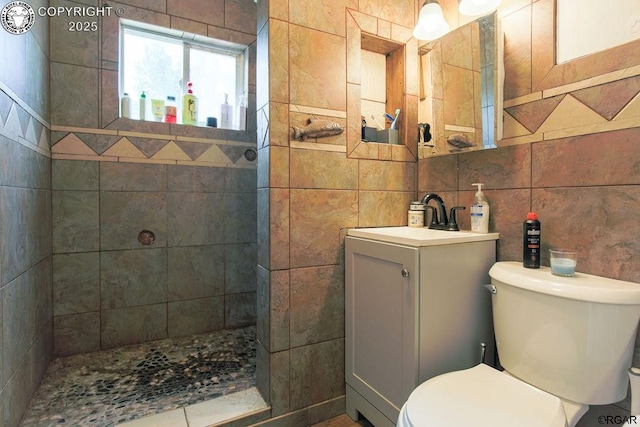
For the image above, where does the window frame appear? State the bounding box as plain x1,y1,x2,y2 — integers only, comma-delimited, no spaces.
119,19,247,122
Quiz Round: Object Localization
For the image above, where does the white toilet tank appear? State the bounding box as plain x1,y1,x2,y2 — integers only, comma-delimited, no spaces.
489,261,640,405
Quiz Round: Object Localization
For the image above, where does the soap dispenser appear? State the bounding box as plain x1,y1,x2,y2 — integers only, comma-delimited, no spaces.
470,183,490,233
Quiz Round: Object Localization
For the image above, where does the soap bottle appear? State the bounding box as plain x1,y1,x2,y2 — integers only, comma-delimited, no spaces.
121,92,131,118
523,212,541,268
220,93,233,129
182,82,198,125
139,91,147,120
470,183,490,233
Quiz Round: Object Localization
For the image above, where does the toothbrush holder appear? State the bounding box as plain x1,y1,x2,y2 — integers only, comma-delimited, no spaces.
377,129,399,144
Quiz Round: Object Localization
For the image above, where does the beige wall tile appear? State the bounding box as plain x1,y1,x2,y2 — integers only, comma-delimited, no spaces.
270,188,290,270
361,0,414,28
270,20,290,104
290,265,344,347
359,159,415,191
289,189,358,268
289,0,357,37
358,191,414,227
289,25,346,111
289,339,344,411
290,149,358,189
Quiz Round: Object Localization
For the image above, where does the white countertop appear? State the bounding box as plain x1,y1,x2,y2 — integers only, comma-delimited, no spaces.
347,226,499,247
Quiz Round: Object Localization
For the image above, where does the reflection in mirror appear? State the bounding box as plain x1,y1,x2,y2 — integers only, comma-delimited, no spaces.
418,12,499,158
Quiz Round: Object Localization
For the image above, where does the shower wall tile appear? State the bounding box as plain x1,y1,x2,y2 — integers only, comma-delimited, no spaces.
167,165,225,193
50,62,99,128
224,192,257,244
168,296,225,337
101,248,168,309
167,0,225,26
53,312,101,357
225,243,258,294
49,0,99,67
0,187,51,286
289,338,345,411
167,245,225,301
269,350,291,417
256,265,270,351
226,167,257,192
52,160,99,191
167,192,224,246
100,191,168,250
0,136,50,189
289,266,344,348
101,304,167,349
100,163,167,192
52,191,100,253
53,252,100,316
225,292,257,328
257,188,270,268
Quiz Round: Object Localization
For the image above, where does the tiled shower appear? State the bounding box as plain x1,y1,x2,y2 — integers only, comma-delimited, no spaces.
51,160,257,355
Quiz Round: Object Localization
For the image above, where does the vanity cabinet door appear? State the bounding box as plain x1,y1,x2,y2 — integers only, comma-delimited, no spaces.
345,237,419,423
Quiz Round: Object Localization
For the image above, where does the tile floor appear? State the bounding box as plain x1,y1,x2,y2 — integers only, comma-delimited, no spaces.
20,326,257,426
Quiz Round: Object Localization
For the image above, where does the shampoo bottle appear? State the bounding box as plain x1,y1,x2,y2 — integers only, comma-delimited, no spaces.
220,93,233,129
182,82,198,125
523,212,541,268
121,92,131,118
470,183,490,233
139,91,147,120
237,94,247,130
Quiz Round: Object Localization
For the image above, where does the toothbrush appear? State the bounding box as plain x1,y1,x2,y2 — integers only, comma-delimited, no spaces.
371,114,385,130
390,108,401,130
384,113,395,123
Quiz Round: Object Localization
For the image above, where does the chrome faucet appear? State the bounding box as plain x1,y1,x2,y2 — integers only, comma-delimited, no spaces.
420,193,466,231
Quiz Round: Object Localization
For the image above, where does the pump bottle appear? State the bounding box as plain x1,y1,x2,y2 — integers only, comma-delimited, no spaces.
220,93,233,129
182,82,198,125
470,183,490,233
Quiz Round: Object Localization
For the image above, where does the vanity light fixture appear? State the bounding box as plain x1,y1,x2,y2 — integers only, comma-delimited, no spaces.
413,1,450,41
458,0,502,16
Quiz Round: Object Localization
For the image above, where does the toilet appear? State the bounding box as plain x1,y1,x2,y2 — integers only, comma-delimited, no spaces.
398,261,640,427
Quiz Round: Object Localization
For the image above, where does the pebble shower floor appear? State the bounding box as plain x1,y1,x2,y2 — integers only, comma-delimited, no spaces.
20,326,256,426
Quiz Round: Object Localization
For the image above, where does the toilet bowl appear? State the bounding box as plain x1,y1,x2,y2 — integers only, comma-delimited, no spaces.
397,262,640,427
397,364,578,427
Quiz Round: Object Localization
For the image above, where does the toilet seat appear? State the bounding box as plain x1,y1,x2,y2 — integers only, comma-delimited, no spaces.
398,364,567,427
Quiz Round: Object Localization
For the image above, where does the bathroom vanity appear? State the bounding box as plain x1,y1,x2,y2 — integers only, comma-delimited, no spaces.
345,227,499,426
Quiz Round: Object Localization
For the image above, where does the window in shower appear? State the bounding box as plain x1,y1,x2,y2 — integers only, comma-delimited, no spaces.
119,19,248,125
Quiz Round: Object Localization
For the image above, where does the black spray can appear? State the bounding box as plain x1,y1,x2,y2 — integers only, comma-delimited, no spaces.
523,212,541,268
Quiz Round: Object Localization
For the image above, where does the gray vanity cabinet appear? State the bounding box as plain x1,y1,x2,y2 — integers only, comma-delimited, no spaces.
345,228,498,427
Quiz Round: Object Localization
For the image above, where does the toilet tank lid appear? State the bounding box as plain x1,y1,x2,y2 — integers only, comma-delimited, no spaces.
489,261,640,305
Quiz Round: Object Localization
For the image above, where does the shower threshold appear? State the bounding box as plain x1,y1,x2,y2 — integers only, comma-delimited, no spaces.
20,326,265,426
